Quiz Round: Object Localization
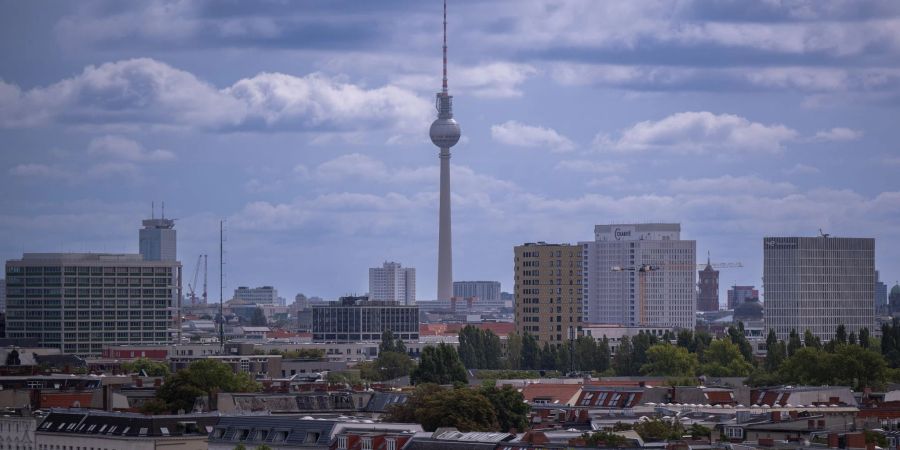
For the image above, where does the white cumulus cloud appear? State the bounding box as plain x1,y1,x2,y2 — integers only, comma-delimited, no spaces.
491,120,575,152
812,127,863,142
88,135,175,162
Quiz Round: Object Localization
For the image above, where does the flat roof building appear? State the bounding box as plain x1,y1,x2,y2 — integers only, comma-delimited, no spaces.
312,296,418,343
4,253,180,356
369,262,416,305
763,236,875,342
514,242,583,346
139,218,176,262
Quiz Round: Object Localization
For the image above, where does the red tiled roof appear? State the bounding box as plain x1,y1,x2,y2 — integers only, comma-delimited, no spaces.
39,392,95,408
705,390,735,405
522,383,582,405
419,322,515,337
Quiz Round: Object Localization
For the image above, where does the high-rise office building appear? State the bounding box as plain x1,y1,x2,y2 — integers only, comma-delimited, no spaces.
581,224,696,329
369,262,416,305
0,278,5,314
763,236,874,342
727,285,759,309
311,296,419,343
514,242,583,346
233,286,279,305
139,218,176,261
697,258,720,312
453,281,501,302
4,253,180,355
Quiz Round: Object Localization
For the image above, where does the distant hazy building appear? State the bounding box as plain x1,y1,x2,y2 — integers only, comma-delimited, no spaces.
891,284,900,310
368,262,416,305
763,236,874,342
234,286,279,305
514,242,583,346
0,278,5,313
697,258,720,312
139,217,176,261
727,285,759,309
4,253,180,355
876,271,888,310
453,281,501,302
311,296,418,343
581,224,696,329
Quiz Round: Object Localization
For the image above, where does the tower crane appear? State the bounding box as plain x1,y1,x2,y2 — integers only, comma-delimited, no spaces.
187,255,208,306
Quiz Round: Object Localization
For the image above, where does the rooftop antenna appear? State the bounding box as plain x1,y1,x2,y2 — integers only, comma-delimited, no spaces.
151,201,155,219
161,201,165,219
819,228,830,238
442,0,448,95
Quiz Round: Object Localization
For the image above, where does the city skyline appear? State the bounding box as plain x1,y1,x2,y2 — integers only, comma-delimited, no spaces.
2,2,900,301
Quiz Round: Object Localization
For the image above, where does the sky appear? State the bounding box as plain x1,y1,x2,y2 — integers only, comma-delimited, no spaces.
1,0,899,303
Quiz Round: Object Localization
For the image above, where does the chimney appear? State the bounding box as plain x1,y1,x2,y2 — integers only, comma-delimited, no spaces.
770,411,780,422
828,433,839,448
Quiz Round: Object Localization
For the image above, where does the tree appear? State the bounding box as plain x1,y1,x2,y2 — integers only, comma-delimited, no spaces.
249,308,267,326
700,339,753,377
848,332,858,346
676,330,694,351
521,333,541,370
689,424,712,440
634,418,683,442
505,333,523,370
122,358,171,377
860,328,871,349
153,359,258,414
478,385,530,432
458,326,502,369
374,351,415,381
573,336,610,373
640,344,698,377
411,343,467,385
764,330,785,372
613,336,635,376
803,329,822,350
386,385,499,432
787,329,802,356
835,324,848,345
539,343,557,370
582,431,629,447
727,323,754,363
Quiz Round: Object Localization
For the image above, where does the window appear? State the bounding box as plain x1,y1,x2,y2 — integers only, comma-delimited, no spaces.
337,436,347,450
361,437,373,450
160,427,169,436
386,438,397,450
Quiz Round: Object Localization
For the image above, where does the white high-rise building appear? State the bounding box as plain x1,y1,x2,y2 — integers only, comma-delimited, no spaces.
139,218,176,261
369,262,416,305
581,223,696,329
233,286,279,305
764,236,875,342
453,281,501,302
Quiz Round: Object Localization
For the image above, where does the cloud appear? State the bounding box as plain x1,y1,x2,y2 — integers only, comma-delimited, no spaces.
88,135,175,161
0,58,431,136
594,111,798,154
783,163,821,175
554,160,627,174
667,175,796,196
8,161,139,183
811,127,863,142
491,120,575,152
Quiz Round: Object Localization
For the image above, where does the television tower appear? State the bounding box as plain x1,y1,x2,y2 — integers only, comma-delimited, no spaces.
429,0,461,302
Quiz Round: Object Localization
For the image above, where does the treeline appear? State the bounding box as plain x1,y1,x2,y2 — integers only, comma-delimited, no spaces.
458,323,898,390
385,383,529,432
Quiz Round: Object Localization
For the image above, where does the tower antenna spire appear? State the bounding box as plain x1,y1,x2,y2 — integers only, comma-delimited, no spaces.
442,0,448,94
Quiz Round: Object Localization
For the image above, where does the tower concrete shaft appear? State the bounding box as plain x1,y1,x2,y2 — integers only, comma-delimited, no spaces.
438,147,452,301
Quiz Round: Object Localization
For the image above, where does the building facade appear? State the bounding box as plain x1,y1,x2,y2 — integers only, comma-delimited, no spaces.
35,410,217,450
581,224,696,329
763,236,875,342
4,253,180,356
727,285,759,309
138,218,176,262
368,262,416,305
876,270,888,310
233,285,279,305
453,281,501,302
311,296,418,343
697,260,720,312
514,242,583,346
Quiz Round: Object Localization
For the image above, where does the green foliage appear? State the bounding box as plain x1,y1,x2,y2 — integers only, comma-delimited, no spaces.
689,424,711,439
121,358,170,377
458,325,503,369
385,384,500,432
573,335,611,372
787,329,803,356
478,385,530,432
613,336,635,375
254,446,273,450
860,328,871,349
764,330,785,372
634,418,684,442
700,339,753,377
505,333,523,370
726,323,755,363
373,351,415,381
753,344,889,390
640,344,698,377
865,430,888,447
379,330,407,355
521,333,541,370
474,369,546,380
581,431,629,447
410,343,467,385
267,348,325,359
233,445,246,450
804,329,822,350
154,359,259,414
326,370,362,386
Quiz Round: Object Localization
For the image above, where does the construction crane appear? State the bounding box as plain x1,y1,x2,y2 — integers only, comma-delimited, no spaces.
187,254,208,306
611,264,660,326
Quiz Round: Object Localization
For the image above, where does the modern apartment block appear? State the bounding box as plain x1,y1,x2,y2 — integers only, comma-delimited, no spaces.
233,285,279,305
581,224,696,329
368,262,416,305
453,281,501,302
697,260,720,312
514,242,583,346
727,285,759,309
763,236,875,342
4,253,180,356
139,217,176,261
311,296,418,343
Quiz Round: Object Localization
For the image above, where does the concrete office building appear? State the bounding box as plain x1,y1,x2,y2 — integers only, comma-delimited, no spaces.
581,224,696,329
139,217,176,261
234,285,279,305
697,259,720,312
763,236,875,342
368,262,416,305
453,281,501,302
312,296,418,343
727,285,759,309
514,242,583,346
4,253,180,356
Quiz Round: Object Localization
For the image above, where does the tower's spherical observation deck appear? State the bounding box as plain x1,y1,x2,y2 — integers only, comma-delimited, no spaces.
430,117,461,149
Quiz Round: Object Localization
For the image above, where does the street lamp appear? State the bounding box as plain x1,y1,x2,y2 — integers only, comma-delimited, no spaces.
611,264,660,326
